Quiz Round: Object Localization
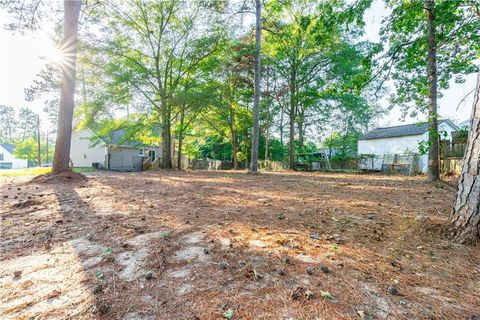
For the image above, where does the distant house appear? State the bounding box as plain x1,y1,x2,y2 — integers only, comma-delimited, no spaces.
358,119,459,173
70,128,162,171
458,119,470,130
0,143,28,169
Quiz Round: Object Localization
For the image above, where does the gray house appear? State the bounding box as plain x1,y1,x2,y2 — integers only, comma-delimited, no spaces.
70,128,161,171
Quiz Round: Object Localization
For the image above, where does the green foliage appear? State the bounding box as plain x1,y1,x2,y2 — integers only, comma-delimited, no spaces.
418,127,447,154
324,131,360,158
381,0,480,117
0,105,16,143
12,138,51,166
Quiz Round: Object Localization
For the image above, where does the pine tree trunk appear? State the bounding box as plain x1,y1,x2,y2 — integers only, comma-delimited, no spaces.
264,67,270,162
426,0,440,182
289,74,296,170
36,114,41,167
228,104,239,170
280,111,283,146
265,127,269,161
249,0,262,174
177,106,185,170
52,0,81,174
232,136,239,170
298,114,304,150
450,73,480,244
161,97,172,169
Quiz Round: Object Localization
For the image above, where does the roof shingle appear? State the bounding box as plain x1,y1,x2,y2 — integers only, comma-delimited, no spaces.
359,120,458,140
0,143,15,154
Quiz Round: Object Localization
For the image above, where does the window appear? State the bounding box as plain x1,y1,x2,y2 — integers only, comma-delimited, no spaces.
0,154,3,161
139,149,144,156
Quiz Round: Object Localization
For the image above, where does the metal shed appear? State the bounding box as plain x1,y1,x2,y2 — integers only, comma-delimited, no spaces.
105,129,161,172
108,146,144,171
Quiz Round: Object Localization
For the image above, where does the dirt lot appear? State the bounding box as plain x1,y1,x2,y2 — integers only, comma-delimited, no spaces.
0,170,479,320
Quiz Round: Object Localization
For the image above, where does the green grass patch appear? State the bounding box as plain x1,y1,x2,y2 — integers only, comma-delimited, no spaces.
72,167,97,173
0,167,96,176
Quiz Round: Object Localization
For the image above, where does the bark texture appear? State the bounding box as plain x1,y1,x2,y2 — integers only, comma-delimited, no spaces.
249,0,262,174
161,96,172,169
450,73,480,244
289,73,296,170
426,0,440,182
52,0,81,174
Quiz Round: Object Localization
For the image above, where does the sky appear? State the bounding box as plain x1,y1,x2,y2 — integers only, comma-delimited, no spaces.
362,0,475,127
0,8,59,121
0,1,476,131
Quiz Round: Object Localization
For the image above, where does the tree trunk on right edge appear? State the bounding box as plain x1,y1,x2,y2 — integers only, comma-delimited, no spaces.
426,0,440,182
450,73,480,244
51,0,81,174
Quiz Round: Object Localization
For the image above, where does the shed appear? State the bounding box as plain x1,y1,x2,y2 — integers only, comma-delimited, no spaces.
357,119,459,173
70,128,161,171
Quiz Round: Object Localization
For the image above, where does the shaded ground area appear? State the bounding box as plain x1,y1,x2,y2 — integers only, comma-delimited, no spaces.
1,170,479,319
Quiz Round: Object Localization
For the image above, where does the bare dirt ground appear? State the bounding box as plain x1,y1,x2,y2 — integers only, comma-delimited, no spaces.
0,170,479,320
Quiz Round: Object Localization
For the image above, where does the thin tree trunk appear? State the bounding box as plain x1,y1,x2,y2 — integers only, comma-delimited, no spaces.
36,114,41,167
265,126,269,161
280,110,283,146
426,0,440,182
289,75,296,170
228,103,239,170
249,0,262,174
298,114,304,150
46,131,49,164
450,73,480,244
230,125,239,170
265,67,270,162
177,105,185,169
52,0,81,174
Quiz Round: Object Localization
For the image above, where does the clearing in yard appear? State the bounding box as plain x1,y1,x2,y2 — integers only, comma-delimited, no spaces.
0,171,479,319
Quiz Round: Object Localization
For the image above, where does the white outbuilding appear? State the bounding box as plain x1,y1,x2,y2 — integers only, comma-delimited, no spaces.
358,119,459,173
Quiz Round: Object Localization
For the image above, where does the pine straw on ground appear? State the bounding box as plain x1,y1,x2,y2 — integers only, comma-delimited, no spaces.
0,170,479,320
30,171,87,184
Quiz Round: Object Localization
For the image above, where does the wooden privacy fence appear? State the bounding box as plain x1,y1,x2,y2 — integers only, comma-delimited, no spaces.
441,157,463,175
440,139,466,159
330,159,358,170
167,157,287,171
439,136,467,175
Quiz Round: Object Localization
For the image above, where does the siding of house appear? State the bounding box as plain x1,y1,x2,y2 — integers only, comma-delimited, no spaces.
0,145,28,169
70,129,107,168
108,147,144,171
358,122,458,173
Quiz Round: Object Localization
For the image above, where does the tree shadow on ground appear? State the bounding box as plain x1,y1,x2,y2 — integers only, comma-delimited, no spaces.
1,171,479,319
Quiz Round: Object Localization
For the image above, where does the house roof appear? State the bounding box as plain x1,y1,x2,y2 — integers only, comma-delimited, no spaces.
96,128,158,149
75,126,160,149
107,129,150,148
458,119,471,129
359,120,459,140
0,143,15,154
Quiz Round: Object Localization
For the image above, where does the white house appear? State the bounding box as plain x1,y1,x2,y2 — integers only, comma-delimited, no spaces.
70,128,162,171
0,143,28,169
358,120,459,173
